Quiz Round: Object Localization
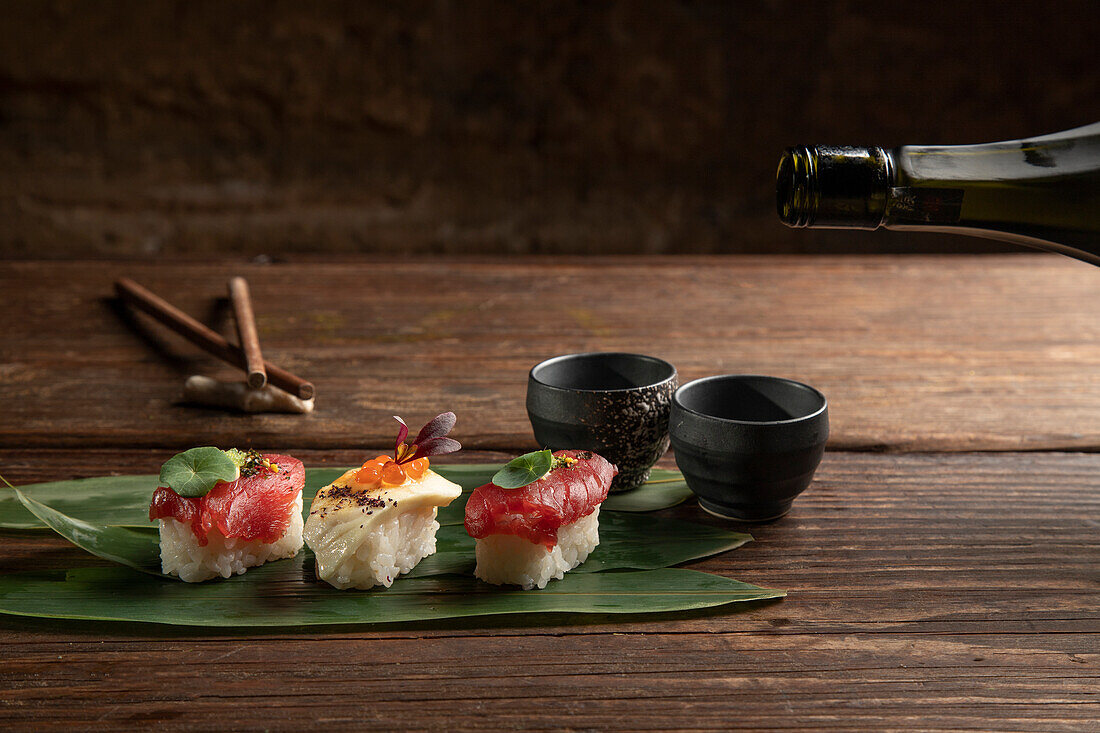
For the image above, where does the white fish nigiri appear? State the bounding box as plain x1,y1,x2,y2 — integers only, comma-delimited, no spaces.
304,412,463,590
304,463,461,589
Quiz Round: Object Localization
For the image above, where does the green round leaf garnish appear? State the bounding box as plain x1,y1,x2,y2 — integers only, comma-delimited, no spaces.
159,447,240,498
492,449,554,489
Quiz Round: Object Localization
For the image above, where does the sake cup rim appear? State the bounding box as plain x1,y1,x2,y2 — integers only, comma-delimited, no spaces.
673,374,828,426
529,352,678,393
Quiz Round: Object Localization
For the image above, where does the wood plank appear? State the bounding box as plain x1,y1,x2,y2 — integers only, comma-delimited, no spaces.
1,450,1096,731
3,255,1100,452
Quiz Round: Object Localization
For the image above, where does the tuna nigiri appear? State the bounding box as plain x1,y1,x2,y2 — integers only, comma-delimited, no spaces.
465,449,617,589
149,449,305,582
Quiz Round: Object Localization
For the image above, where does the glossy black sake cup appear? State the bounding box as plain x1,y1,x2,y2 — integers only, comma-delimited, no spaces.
670,375,828,521
526,352,678,492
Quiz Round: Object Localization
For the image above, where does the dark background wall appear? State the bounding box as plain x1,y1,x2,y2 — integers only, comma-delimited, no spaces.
2,0,1097,258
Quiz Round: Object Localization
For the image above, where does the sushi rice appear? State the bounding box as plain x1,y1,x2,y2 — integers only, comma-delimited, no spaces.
158,493,304,582
474,507,600,590
305,503,441,590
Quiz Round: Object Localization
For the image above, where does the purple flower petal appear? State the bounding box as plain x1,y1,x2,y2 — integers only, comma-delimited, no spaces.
411,436,462,460
393,416,409,459
414,412,457,445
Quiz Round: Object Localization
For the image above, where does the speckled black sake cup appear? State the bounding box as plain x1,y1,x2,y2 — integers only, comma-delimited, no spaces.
670,375,828,521
526,353,678,492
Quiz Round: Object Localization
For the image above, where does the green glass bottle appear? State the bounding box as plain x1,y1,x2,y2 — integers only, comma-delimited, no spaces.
777,123,1100,265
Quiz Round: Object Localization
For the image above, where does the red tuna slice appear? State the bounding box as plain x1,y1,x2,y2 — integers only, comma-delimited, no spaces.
149,454,305,546
464,449,617,548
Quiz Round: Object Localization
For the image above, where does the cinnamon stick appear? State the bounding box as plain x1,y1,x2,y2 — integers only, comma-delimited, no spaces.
228,276,267,389
115,277,315,400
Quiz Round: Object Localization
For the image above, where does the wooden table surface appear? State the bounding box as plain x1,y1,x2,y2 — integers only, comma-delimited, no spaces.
1,255,1097,731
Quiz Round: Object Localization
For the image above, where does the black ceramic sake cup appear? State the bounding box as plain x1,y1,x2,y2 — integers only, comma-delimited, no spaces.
526,352,678,492
670,375,828,521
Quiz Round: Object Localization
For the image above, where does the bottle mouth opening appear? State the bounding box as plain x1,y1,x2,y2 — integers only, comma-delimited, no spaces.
776,147,816,227
776,145,890,230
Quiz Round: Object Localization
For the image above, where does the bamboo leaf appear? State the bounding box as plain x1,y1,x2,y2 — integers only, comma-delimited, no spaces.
429,464,498,489
0,479,773,626
411,515,750,579
0,474,156,530
0,464,692,530
8,488,750,583
602,469,693,512
0,566,783,627
11,488,162,576
581,513,752,572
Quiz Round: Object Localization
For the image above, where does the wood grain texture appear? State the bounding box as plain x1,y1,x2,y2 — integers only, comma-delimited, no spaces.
2,255,1100,452
1,450,1096,731
2,1,1098,258
2,256,1098,731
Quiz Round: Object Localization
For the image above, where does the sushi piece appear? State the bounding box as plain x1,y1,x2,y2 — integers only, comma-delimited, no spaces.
304,412,463,590
465,449,617,589
304,459,461,589
149,449,305,582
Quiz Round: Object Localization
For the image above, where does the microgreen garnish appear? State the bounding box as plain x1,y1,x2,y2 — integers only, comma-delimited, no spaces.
392,412,461,464
159,447,240,498
226,448,279,477
492,449,554,489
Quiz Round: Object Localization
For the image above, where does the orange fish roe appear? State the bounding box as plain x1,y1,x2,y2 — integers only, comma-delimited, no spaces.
381,460,408,485
354,453,432,488
352,455,389,484
404,457,430,479
354,464,383,485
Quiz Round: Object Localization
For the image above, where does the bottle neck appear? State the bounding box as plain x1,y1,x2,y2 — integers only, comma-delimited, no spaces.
777,146,893,229
776,125,1100,267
